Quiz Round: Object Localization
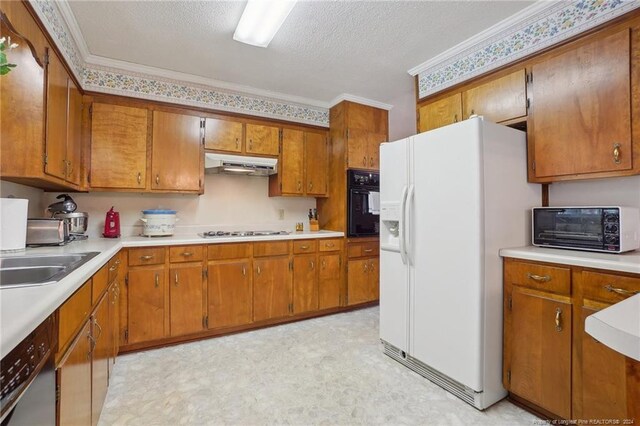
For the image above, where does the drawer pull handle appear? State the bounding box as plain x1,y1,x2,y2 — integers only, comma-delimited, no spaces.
154,273,159,288
363,263,368,272
174,272,179,286
137,172,142,184
300,245,309,250
257,266,261,275
603,285,639,296
242,265,246,276
310,260,314,270
321,259,326,269
109,264,118,272
613,143,621,164
325,242,334,248
236,138,239,149
115,259,121,266
527,273,551,283
155,174,160,185
181,252,193,257
555,308,562,332
369,261,375,272
140,255,154,261
94,319,103,340
364,248,373,253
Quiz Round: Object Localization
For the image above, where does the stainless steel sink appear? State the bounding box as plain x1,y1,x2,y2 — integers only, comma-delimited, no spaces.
0,252,100,289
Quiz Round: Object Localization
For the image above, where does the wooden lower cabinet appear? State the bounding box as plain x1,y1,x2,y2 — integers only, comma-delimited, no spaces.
169,264,205,336
253,256,292,321
91,294,110,426
347,257,379,305
318,253,341,309
57,321,92,426
109,281,120,376
207,259,253,329
293,254,318,314
504,258,640,421
506,289,572,419
128,267,166,344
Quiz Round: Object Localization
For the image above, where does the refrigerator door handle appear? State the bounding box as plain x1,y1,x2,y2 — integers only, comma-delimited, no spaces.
405,184,415,265
399,185,409,265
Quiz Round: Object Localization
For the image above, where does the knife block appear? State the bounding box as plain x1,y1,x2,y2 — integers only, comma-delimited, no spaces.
309,219,319,231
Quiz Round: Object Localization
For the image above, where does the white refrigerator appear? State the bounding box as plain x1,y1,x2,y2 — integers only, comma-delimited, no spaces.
379,117,539,409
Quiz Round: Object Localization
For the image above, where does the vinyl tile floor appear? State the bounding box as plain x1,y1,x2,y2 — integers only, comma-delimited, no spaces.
98,307,538,425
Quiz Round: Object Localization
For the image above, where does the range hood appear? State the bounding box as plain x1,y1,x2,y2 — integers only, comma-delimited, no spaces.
204,153,278,176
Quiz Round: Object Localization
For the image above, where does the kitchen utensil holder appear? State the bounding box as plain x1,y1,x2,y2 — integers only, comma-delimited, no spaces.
309,219,319,231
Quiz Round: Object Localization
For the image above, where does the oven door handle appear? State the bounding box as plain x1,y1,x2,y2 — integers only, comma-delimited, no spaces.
404,184,415,266
399,185,408,265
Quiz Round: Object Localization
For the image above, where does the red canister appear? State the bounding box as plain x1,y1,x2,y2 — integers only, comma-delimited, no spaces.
103,207,120,238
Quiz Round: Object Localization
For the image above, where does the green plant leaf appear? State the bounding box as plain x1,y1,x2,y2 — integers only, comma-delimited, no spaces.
0,67,10,76
0,52,6,63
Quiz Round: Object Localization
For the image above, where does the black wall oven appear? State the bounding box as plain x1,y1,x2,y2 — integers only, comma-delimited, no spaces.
347,170,380,237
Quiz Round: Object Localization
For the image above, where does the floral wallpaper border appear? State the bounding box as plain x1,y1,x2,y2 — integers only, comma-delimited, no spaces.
27,0,330,127
417,0,640,99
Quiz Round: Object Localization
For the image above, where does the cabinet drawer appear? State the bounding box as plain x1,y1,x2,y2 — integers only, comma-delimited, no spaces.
253,241,289,257
128,247,165,266
318,238,341,252
92,264,109,304
169,245,204,263
582,271,640,304
504,260,571,295
348,242,379,258
208,243,251,260
58,279,92,357
107,253,121,283
293,240,317,254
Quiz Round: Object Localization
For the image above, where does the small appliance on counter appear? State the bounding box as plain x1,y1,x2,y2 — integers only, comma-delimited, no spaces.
532,206,640,253
26,218,69,246
47,194,77,216
103,207,121,238
47,194,89,241
0,198,28,252
140,209,178,237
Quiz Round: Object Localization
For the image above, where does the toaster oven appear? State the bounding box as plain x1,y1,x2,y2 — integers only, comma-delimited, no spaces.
532,207,640,253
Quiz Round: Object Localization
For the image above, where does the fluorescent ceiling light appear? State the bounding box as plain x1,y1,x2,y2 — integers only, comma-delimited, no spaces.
233,0,297,48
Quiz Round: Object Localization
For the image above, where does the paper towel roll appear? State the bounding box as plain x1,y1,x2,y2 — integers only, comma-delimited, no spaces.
1,198,29,251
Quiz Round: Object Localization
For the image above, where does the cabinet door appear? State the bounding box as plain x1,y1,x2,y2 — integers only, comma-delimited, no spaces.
90,103,148,189
293,255,318,314
253,256,291,321
369,258,379,300
204,117,243,153
45,50,68,180
367,133,386,170
109,281,119,375
462,69,527,123
305,132,327,196
418,93,462,132
246,123,279,156
347,128,369,169
128,267,165,344
531,29,631,178
578,306,633,420
152,111,201,191
281,128,304,195
319,253,341,309
508,290,572,419
169,264,204,337
66,78,83,186
58,321,92,426
208,260,252,329
347,258,370,305
92,294,110,426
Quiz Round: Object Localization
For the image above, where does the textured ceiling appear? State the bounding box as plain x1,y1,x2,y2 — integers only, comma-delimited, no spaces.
68,1,534,107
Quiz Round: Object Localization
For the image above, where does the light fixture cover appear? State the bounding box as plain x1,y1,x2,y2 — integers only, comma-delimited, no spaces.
233,0,298,48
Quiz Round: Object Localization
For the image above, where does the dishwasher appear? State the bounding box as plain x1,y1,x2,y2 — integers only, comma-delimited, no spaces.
1,314,56,425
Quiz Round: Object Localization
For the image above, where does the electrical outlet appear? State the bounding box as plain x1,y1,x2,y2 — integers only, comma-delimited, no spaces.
278,209,285,220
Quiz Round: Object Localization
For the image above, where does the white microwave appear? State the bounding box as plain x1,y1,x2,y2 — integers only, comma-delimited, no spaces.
532,206,640,253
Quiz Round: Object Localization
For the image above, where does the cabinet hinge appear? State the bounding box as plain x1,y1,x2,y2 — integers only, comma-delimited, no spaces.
526,72,533,84
205,316,209,328
124,329,129,343
44,154,48,165
532,161,536,171
339,256,342,268
202,268,208,279
346,129,350,139
289,303,293,314
526,98,531,111
279,129,283,142
508,295,512,311
87,171,91,184
289,260,293,271
125,273,129,286
89,104,93,115
55,383,60,404
506,370,511,384
280,182,283,192
44,51,50,66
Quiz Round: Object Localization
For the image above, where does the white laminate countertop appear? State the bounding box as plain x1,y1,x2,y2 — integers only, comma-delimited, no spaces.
585,293,640,362
499,246,640,275
0,230,344,358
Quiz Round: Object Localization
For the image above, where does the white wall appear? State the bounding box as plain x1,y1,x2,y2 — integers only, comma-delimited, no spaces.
0,181,44,217
42,174,317,237
548,176,640,209
388,78,418,142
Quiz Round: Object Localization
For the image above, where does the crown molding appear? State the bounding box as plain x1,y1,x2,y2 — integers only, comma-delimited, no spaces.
407,1,554,77
329,93,393,110
84,55,332,110
54,0,90,61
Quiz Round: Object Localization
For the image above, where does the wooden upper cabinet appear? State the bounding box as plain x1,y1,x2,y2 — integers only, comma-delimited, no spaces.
347,128,369,169
305,132,327,196
281,128,305,195
169,264,204,337
246,123,280,156
367,132,386,170
507,290,572,419
66,79,83,186
204,117,243,153
45,50,68,181
90,103,148,189
462,69,527,123
418,93,462,133
530,29,632,180
151,111,202,192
